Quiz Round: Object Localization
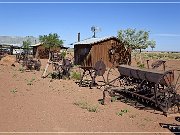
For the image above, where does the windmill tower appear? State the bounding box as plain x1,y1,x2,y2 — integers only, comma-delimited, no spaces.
91,26,101,38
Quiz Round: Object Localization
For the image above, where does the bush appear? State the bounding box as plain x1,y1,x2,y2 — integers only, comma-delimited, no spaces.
71,71,81,80
116,109,129,116
74,100,98,112
60,51,66,58
111,96,118,102
137,61,145,68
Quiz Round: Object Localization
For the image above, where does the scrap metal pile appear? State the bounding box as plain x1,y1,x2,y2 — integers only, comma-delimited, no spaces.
51,58,72,79
16,52,41,71
42,52,73,79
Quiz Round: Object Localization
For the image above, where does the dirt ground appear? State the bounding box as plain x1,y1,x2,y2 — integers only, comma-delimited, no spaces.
0,55,180,135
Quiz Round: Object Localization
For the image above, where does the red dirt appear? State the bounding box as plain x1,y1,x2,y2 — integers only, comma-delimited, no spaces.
0,55,179,135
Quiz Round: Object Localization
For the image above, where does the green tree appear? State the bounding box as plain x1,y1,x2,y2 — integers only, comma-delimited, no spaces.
22,39,31,54
39,33,63,59
39,33,63,50
40,33,64,78
118,28,156,52
150,41,156,51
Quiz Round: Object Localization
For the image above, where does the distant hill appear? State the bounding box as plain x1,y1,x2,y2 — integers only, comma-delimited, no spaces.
0,36,39,46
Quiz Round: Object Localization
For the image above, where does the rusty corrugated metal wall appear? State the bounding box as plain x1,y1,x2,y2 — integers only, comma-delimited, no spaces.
90,39,125,67
35,45,61,59
74,38,131,67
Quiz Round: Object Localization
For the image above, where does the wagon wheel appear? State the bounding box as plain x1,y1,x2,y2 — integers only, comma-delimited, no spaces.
155,70,180,114
107,65,121,87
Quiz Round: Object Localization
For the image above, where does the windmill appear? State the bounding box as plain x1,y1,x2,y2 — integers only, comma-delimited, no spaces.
91,26,101,38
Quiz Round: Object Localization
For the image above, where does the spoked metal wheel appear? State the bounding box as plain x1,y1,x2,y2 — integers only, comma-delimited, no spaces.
155,70,180,115
106,65,121,87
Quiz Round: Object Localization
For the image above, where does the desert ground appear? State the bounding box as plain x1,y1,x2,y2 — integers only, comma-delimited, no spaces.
0,54,180,135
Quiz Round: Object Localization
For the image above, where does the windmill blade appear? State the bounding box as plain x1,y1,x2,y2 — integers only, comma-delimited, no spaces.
91,26,101,38
91,26,96,32
95,27,101,32
91,26,101,32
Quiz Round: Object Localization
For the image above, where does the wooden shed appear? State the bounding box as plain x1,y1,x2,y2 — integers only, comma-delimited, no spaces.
31,43,68,59
74,36,131,68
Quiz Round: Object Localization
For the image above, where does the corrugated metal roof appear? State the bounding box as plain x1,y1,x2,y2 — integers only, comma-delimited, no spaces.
0,43,22,46
30,43,68,49
30,43,41,47
74,36,118,45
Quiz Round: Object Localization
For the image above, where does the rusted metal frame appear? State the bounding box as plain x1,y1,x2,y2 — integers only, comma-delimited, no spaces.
147,60,166,71
160,123,180,132
108,65,179,115
53,59,72,79
107,76,121,87
121,86,156,103
97,75,107,89
79,67,94,87
155,70,176,113
90,72,96,89
52,62,63,79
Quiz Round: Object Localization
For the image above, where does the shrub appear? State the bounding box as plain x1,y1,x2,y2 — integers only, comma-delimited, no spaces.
18,67,25,73
27,78,35,85
137,61,145,68
116,109,129,116
87,105,98,112
71,71,81,80
74,101,88,109
61,51,66,58
10,88,18,93
74,100,98,112
111,96,118,102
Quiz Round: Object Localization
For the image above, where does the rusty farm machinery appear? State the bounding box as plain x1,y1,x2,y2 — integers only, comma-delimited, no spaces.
103,64,180,116
77,47,180,115
42,52,73,79
16,52,41,71
160,117,180,133
78,59,106,89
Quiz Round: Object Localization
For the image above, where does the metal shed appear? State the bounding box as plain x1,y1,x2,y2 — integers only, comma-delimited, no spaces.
31,43,68,59
74,36,131,68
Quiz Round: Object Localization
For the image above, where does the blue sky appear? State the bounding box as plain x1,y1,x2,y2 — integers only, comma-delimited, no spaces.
0,0,180,51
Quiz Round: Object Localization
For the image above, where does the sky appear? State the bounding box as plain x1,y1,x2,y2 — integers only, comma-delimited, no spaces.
0,0,180,51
